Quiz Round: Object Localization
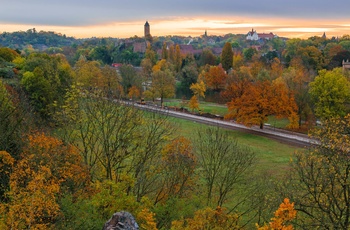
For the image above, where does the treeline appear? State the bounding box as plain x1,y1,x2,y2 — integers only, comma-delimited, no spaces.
1,32,350,229
0,28,78,50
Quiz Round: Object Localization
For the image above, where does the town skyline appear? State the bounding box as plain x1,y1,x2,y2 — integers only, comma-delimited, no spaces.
1,1,350,39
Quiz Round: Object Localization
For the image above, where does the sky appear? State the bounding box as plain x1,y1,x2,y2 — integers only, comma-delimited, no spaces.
1,0,350,39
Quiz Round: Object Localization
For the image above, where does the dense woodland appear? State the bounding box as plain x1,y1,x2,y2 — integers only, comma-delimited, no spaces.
1,29,350,229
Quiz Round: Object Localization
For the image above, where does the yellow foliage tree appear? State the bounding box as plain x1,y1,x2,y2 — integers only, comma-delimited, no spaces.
257,198,297,230
188,95,200,112
137,208,158,230
171,206,239,230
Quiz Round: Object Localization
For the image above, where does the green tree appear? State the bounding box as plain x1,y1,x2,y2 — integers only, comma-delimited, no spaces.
221,42,233,71
309,68,350,120
243,47,258,61
119,64,142,96
20,53,74,119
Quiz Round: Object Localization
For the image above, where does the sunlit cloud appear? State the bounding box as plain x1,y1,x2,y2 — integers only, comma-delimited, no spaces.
1,16,350,39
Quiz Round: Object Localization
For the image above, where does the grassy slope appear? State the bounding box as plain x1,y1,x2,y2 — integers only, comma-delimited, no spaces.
170,117,302,177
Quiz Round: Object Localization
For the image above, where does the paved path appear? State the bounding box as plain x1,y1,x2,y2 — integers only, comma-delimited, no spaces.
126,102,317,148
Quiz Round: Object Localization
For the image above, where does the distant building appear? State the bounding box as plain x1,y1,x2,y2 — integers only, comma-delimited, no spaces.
144,21,150,37
322,32,327,39
246,28,276,41
133,41,147,53
246,29,259,41
342,59,350,71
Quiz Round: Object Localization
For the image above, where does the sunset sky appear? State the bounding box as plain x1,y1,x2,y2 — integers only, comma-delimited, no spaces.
1,0,350,39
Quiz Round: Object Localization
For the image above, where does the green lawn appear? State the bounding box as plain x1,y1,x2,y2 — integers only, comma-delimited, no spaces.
164,99,291,129
170,117,302,177
163,99,228,116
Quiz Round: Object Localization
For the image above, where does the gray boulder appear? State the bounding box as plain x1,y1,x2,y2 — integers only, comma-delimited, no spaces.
103,211,139,230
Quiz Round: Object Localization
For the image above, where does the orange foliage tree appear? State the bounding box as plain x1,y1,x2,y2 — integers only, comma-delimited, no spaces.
204,65,228,91
257,198,297,230
1,132,89,229
225,79,297,129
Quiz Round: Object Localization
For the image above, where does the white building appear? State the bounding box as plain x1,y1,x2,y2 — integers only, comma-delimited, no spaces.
246,29,259,41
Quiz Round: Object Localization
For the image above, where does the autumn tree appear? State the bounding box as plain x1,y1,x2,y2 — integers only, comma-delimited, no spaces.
199,48,216,66
189,74,206,112
232,53,244,70
309,68,350,120
161,42,168,60
282,60,313,128
288,115,350,229
174,44,182,73
144,44,157,65
204,65,228,91
128,85,141,100
221,42,233,71
257,198,297,230
226,79,298,129
193,126,255,207
149,68,175,107
155,136,196,204
171,206,239,230
1,132,89,229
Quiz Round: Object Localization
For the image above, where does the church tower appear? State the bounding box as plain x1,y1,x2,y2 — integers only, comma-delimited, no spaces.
144,21,150,37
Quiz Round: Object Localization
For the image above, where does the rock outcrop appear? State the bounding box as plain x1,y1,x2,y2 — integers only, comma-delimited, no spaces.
103,211,139,230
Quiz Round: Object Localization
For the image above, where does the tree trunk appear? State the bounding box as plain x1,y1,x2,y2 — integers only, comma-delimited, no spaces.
260,122,264,129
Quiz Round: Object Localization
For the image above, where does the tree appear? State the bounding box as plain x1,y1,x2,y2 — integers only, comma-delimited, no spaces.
56,88,143,180
288,115,350,229
119,64,142,96
1,132,89,229
226,80,298,129
243,47,258,61
309,68,350,120
161,42,168,60
0,80,24,157
232,53,244,70
204,65,228,91
257,198,297,230
189,78,206,112
130,112,176,202
128,85,141,100
199,48,216,66
20,53,74,119
144,44,157,65
154,137,196,204
188,95,200,112
221,42,233,71
193,126,255,207
151,69,175,107
171,206,239,230
174,45,182,73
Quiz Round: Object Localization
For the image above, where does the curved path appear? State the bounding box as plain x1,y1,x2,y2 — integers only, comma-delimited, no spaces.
125,102,317,148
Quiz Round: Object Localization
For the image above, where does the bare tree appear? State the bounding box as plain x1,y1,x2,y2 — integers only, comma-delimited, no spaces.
193,126,255,207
